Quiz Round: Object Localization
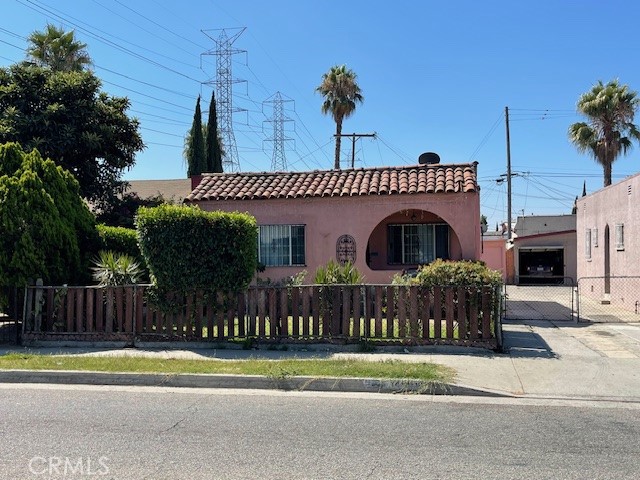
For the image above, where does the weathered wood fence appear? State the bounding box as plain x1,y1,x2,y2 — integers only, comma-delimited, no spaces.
22,284,502,349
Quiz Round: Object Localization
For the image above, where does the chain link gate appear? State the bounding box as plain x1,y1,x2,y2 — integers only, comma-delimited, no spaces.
504,278,576,322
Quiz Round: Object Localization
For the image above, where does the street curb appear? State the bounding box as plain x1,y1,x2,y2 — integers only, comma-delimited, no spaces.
0,370,509,397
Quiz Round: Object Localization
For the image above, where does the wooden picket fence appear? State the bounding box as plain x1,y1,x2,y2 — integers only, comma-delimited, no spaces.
22,284,502,349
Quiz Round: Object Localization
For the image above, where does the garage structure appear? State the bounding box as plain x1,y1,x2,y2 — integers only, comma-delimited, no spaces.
511,215,576,285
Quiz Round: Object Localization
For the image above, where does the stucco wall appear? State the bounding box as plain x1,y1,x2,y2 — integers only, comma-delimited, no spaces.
576,173,640,310
577,173,640,279
196,191,480,284
480,237,507,281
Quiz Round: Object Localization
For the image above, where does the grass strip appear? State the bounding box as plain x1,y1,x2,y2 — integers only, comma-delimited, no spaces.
0,353,453,382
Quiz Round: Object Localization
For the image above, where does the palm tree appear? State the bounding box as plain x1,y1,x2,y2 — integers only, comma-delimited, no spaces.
316,65,363,169
569,79,640,187
26,24,92,72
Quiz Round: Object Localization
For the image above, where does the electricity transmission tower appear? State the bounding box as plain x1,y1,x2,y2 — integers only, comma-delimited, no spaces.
263,92,294,171
201,28,246,172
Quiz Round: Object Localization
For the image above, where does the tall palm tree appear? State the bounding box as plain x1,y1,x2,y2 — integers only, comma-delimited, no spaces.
316,65,363,169
569,79,640,186
26,24,92,72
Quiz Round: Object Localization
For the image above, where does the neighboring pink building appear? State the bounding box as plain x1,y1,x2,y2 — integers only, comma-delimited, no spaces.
186,163,481,284
480,230,507,282
577,172,640,309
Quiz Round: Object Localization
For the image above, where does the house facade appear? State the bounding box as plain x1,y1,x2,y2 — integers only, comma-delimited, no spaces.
186,163,481,284
577,172,640,309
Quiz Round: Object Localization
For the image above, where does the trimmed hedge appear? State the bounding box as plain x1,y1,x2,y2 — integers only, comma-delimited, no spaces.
135,205,257,293
97,224,141,259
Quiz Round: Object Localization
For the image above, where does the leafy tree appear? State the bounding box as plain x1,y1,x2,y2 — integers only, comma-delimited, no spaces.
569,79,640,186
316,65,364,169
0,142,99,287
96,192,165,229
185,95,206,177
0,63,144,208
206,89,223,173
26,24,92,72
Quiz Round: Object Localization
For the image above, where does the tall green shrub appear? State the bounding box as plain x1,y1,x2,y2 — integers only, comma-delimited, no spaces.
0,142,98,286
135,205,257,294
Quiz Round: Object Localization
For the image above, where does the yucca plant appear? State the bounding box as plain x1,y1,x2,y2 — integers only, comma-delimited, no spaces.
92,250,143,286
314,259,364,285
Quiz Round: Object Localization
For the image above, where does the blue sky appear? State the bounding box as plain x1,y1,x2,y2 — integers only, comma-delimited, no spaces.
2,0,640,229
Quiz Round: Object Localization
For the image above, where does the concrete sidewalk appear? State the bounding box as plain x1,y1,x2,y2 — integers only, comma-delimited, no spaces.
2,319,640,400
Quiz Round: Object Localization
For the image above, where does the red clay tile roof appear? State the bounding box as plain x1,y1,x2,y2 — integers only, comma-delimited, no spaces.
186,163,478,202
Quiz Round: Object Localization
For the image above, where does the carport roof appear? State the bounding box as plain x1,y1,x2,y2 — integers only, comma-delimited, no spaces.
514,214,576,238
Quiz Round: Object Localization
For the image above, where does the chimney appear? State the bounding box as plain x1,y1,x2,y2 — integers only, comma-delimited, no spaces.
191,174,203,191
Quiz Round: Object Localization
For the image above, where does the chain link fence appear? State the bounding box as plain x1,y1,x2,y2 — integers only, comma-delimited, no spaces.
576,276,640,323
504,278,576,321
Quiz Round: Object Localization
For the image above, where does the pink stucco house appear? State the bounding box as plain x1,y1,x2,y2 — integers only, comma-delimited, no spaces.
186,162,481,284
577,172,640,310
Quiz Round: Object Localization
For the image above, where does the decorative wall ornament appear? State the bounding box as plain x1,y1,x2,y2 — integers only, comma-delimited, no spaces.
336,235,356,264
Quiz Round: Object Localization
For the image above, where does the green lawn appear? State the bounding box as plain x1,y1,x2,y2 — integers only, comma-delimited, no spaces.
0,353,453,382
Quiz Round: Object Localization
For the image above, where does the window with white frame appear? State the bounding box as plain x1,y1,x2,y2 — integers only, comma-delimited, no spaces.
585,228,591,259
615,223,624,250
388,224,449,265
258,225,305,266
592,227,598,247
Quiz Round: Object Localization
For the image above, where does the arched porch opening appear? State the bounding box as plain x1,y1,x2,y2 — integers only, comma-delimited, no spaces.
365,209,462,271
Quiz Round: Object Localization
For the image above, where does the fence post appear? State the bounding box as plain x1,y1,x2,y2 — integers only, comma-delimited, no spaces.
494,285,503,351
33,278,43,332
23,279,34,333
21,285,29,335
575,279,581,323
14,286,21,344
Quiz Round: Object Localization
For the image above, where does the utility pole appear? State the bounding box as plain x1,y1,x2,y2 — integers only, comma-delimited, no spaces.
505,106,512,241
334,133,376,168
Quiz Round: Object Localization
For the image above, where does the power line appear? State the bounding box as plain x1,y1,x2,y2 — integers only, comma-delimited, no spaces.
112,0,207,50
468,112,504,161
18,0,203,83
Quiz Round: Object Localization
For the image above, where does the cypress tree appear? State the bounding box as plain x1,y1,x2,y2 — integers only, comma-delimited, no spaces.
186,96,206,177
206,89,223,173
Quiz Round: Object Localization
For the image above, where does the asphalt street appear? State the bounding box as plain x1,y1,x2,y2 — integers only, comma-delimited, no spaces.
1,384,640,480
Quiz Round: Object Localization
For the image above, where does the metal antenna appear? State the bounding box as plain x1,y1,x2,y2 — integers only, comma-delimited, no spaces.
201,28,246,172
263,92,294,171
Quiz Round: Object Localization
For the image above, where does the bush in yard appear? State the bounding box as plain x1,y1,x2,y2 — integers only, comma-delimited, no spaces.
135,204,257,295
97,224,141,259
0,142,99,288
396,259,502,288
92,250,143,286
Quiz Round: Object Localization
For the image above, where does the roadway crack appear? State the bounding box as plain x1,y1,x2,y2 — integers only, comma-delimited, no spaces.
159,402,199,434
